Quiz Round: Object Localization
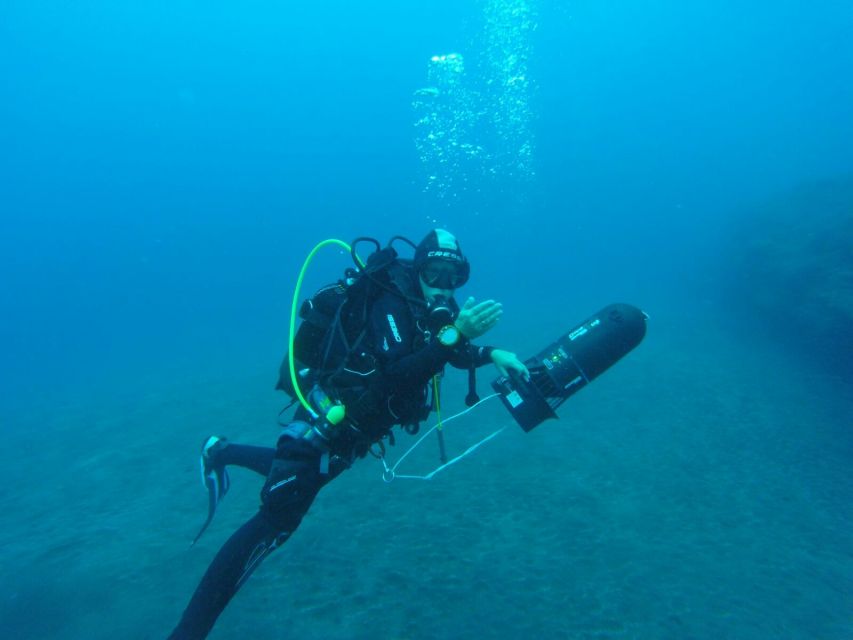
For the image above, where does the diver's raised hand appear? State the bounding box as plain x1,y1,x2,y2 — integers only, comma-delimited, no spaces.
455,297,503,339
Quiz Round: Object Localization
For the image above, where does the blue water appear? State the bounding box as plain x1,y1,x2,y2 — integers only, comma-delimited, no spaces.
2,2,852,639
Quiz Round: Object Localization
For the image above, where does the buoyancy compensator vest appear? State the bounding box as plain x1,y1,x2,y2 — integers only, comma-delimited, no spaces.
276,237,428,446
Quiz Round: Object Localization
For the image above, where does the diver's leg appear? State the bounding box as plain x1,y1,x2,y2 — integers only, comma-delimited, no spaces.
170,436,344,639
192,442,276,546
215,443,275,477
192,424,321,546
206,420,314,477
168,512,284,640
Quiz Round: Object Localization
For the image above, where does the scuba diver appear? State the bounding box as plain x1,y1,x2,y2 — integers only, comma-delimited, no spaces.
166,229,530,639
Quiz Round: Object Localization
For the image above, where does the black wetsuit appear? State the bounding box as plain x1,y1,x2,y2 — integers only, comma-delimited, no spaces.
167,284,493,639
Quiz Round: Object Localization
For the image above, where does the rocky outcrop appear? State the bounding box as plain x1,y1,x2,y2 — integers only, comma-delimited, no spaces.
731,178,853,377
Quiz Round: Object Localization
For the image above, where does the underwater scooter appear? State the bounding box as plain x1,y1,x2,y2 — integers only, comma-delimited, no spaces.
492,303,648,432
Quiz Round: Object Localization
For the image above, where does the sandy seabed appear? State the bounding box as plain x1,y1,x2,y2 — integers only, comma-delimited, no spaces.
2,305,851,640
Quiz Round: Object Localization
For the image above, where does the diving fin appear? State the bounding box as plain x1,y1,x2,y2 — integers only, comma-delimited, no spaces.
190,437,231,547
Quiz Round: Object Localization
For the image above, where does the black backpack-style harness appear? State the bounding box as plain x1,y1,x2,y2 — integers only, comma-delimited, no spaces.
276,239,425,414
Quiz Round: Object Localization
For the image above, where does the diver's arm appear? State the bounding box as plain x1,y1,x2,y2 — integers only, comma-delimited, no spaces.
488,348,530,380
384,341,461,390
447,343,494,369
450,297,529,378
448,344,530,380
370,295,457,392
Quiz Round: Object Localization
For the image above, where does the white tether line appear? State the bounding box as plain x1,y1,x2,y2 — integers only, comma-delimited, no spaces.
379,392,506,482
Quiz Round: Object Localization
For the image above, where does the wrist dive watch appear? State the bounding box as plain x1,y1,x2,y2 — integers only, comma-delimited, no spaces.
437,324,461,347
